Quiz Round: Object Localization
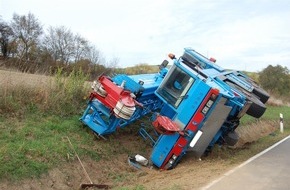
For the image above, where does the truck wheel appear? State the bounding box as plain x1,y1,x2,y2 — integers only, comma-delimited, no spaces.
246,94,266,118
224,131,239,146
252,86,270,104
225,80,266,118
237,74,270,104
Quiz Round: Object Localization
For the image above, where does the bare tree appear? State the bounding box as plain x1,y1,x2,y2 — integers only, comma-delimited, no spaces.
87,45,103,65
43,26,103,66
73,34,90,63
43,26,76,64
10,12,43,62
0,18,14,58
107,56,119,68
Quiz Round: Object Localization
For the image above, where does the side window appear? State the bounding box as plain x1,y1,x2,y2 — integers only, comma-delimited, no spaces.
199,62,206,69
157,65,195,108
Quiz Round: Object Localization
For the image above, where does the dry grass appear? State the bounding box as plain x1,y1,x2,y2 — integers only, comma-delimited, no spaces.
235,120,279,147
0,69,89,116
0,70,53,115
0,70,52,88
267,95,290,107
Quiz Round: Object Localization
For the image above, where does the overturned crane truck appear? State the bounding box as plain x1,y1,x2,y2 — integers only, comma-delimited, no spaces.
80,48,268,170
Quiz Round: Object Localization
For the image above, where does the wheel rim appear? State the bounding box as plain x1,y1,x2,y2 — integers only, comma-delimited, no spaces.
113,100,136,120
92,81,107,97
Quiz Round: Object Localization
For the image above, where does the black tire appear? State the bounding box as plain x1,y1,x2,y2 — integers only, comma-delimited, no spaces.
224,131,239,146
246,94,266,118
236,73,270,104
225,80,266,118
252,86,270,104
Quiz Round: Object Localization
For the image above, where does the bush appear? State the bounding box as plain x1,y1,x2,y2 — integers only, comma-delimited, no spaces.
259,65,290,96
43,68,89,116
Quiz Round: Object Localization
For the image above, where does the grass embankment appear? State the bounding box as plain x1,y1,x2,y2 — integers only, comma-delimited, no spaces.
0,69,290,188
0,115,100,180
0,69,150,183
0,69,93,180
0,114,151,183
0,104,289,184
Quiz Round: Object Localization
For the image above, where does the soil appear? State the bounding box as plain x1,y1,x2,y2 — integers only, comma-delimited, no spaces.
0,154,233,190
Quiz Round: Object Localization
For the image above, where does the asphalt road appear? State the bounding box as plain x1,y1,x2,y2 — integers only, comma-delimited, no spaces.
202,135,290,190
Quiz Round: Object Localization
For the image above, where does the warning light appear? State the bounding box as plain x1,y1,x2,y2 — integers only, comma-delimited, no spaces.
209,57,216,63
168,53,176,60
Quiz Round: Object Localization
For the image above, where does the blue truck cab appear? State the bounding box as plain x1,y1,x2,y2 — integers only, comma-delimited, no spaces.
150,55,249,169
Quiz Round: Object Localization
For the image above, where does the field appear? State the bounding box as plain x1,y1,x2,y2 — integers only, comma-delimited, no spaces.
0,69,290,190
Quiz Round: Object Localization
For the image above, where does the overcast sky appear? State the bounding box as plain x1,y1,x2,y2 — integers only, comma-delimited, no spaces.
1,0,290,72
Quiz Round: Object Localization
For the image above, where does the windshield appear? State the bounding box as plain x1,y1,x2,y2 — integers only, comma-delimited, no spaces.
156,65,195,108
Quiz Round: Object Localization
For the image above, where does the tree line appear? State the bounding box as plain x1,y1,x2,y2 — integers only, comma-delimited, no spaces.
0,12,116,78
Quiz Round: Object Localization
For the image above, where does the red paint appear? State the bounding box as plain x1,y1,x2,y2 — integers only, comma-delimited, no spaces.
160,88,220,169
152,115,181,135
187,112,203,131
90,76,138,110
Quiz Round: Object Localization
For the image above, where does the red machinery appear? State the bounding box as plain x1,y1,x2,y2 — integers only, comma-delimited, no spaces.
90,75,142,120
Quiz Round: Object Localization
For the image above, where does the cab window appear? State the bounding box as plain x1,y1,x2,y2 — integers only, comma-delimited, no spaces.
157,65,195,108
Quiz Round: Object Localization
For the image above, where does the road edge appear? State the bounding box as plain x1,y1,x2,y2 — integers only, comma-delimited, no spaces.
201,135,290,190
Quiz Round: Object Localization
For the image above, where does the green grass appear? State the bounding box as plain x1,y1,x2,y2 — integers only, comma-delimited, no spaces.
0,112,150,182
1,105,289,182
241,105,290,125
0,114,101,180
0,107,290,184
